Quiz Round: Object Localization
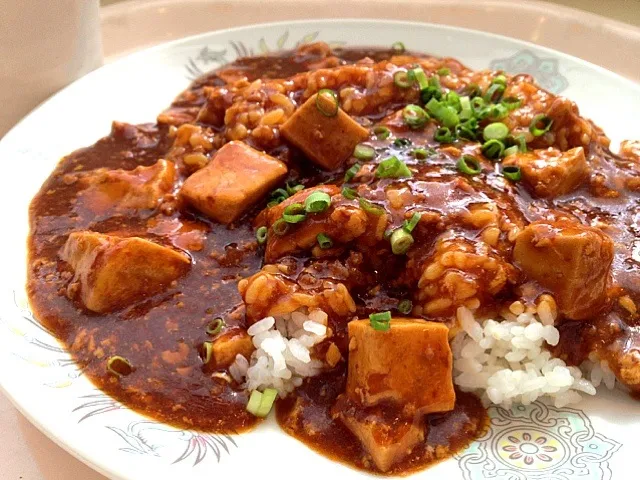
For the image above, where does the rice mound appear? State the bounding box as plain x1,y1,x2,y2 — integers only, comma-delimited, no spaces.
452,306,598,408
230,308,328,396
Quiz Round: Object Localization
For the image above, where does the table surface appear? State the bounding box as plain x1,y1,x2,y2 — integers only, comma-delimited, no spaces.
3,1,640,479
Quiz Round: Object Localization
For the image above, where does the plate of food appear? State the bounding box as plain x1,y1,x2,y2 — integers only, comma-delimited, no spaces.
0,19,638,480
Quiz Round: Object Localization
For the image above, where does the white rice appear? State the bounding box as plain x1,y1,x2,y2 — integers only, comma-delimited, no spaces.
230,308,329,397
452,306,608,409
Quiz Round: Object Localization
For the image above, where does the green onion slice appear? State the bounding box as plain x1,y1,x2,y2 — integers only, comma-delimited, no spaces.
463,83,482,98
359,197,385,216
502,165,522,181
369,311,392,331
411,147,434,160
393,137,412,148
402,104,429,129
503,145,519,157
286,183,304,196
426,98,459,128
201,342,213,364
373,126,391,140
403,212,422,233
493,74,508,87
304,191,331,214
246,388,279,417
397,299,413,314
486,103,509,120
459,96,473,120
375,156,412,179
206,318,226,335
434,126,455,143
483,122,509,141
344,162,361,182
502,96,521,111
437,67,451,76
482,139,506,160
391,41,406,54
529,114,553,137
390,228,414,255
353,143,376,161
341,186,358,200
316,233,333,249
484,83,505,103
444,91,461,112
283,203,306,223
456,123,477,141
315,89,339,117
256,226,268,245
272,218,290,236
457,155,482,175
393,70,413,88
515,134,528,152
410,67,429,91
107,356,133,377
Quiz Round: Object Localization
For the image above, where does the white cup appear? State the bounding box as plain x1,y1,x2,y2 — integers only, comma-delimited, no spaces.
0,0,103,137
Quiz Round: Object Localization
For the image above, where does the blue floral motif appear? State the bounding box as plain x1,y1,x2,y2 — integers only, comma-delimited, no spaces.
456,401,621,480
490,50,569,94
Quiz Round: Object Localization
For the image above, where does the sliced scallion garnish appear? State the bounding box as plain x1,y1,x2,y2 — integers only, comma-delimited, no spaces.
369,311,392,331
502,165,522,182
402,104,429,129
483,122,509,141
341,186,358,200
403,212,422,233
272,218,290,236
256,226,268,245
107,356,133,377
282,203,306,223
344,162,361,182
206,318,225,335
373,126,391,140
358,197,385,216
391,41,406,54
353,143,376,161
316,233,333,249
529,114,553,137
304,191,331,214
397,299,413,314
375,156,412,179
434,126,454,143
482,139,506,160
393,70,413,88
390,228,414,255
457,155,482,175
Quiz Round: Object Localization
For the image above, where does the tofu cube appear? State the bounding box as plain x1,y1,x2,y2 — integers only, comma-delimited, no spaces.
513,220,613,320
339,410,424,472
346,319,455,414
180,141,287,224
61,231,191,313
280,93,369,170
211,329,254,368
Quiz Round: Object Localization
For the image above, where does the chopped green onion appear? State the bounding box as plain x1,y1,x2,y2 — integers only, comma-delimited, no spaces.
444,91,461,112
403,212,421,232
375,156,412,179
402,104,429,129
434,126,454,143
483,122,509,141
502,165,522,182
457,155,482,175
393,70,413,88
393,137,412,148
459,96,472,120
206,318,225,335
471,96,485,112
201,341,213,364
246,390,263,416
107,356,133,377
529,114,553,137
315,89,339,117
344,162,361,182
426,98,459,128
514,134,527,152
486,103,509,120
391,41,405,54
272,218,290,236
270,187,289,205
410,67,429,91
246,388,279,417
359,197,385,216
316,233,333,249
493,74,507,86
304,191,331,214
283,203,307,223
484,83,505,103
411,147,434,160
397,299,413,314
353,143,376,161
286,183,304,196
437,67,451,76
267,200,279,208
420,75,443,103
502,96,521,111
256,226,268,245
456,122,477,141
369,311,392,331
390,228,414,254
373,126,391,140
463,83,482,98
341,186,358,200
482,139,506,160
503,145,519,157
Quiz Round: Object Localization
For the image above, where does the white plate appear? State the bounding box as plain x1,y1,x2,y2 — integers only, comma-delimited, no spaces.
0,19,638,480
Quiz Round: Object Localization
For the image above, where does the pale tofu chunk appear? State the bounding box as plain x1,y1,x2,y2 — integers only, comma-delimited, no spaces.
504,147,588,198
61,231,191,313
211,329,254,369
264,185,369,262
78,159,176,213
346,319,455,414
513,220,614,320
338,407,424,472
280,93,369,170
180,141,287,224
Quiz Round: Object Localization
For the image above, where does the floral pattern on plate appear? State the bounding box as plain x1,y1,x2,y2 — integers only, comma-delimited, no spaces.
490,50,569,94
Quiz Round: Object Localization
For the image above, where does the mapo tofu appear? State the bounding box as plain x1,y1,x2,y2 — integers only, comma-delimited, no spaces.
26,42,640,476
